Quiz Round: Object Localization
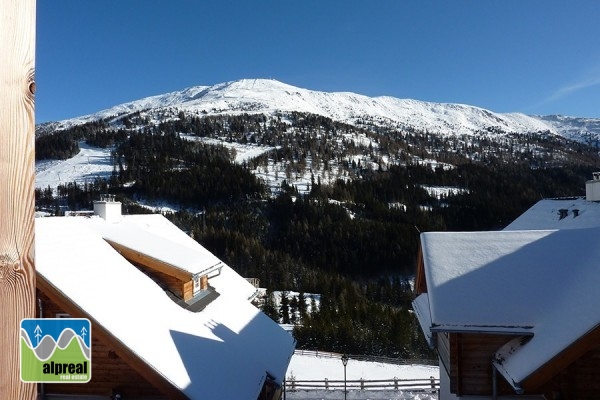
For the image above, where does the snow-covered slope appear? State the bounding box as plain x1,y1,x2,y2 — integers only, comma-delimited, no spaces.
41,78,600,140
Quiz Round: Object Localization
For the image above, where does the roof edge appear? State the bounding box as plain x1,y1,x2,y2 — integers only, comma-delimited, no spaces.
519,322,600,393
431,325,534,335
411,293,434,347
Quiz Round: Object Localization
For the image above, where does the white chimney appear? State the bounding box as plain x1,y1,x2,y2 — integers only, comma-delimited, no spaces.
93,195,122,222
586,172,600,202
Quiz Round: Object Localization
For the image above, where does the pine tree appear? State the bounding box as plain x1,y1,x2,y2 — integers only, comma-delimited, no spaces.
261,289,280,322
279,291,290,324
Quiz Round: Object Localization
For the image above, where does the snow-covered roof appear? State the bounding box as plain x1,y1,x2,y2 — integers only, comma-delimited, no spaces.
504,197,600,231
35,216,295,399
412,293,433,346
417,228,600,389
88,213,257,301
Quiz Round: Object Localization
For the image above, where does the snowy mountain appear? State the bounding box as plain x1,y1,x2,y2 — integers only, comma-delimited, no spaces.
37,78,600,142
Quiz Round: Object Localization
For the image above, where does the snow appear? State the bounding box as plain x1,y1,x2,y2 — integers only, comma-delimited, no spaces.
417,228,600,390
285,352,439,400
287,353,438,382
89,215,223,275
181,134,278,164
47,78,600,141
35,211,436,399
504,197,600,230
92,213,258,300
35,142,114,191
33,136,343,199
420,186,468,199
35,215,294,399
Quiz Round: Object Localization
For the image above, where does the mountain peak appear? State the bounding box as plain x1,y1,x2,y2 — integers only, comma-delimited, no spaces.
43,78,600,142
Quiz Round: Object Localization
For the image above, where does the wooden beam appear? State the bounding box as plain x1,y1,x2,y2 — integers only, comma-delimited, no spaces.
414,245,427,294
0,0,37,398
106,240,192,281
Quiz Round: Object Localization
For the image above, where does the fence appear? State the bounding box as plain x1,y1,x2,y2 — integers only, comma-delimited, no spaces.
284,350,440,398
284,377,439,392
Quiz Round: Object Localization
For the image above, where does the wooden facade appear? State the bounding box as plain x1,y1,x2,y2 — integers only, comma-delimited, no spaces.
105,239,199,301
37,291,166,399
440,333,517,396
533,331,600,400
37,275,187,400
416,246,600,399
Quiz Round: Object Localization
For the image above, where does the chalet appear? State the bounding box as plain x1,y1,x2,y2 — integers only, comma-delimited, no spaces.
413,193,600,398
35,196,295,399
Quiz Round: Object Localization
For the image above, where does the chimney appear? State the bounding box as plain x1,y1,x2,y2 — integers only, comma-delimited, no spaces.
93,194,122,223
586,172,600,202
558,209,568,220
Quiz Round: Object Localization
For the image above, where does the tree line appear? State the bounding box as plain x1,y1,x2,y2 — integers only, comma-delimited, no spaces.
33,109,600,359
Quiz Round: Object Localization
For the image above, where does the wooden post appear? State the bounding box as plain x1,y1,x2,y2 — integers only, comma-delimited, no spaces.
0,0,37,399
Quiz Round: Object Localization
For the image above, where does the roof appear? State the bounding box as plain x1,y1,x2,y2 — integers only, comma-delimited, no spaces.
35,215,295,399
504,197,600,231
415,228,600,390
88,213,258,301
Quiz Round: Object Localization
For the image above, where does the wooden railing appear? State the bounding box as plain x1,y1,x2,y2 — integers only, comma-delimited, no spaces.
284,350,440,398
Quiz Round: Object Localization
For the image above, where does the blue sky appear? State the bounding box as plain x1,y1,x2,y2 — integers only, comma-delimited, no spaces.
36,1,600,123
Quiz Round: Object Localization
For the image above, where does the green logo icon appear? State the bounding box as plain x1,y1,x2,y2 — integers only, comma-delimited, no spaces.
20,318,91,383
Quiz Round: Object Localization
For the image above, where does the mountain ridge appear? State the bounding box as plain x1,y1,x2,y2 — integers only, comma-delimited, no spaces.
37,78,600,143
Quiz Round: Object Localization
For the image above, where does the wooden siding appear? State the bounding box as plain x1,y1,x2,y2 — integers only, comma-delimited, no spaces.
537,345,600,400
449,333,516,396
106,240,191,281
437,332,451,377
414,246,427,294
131,261,191,300
444,330,600,399
523,323,600,395
37,291,167,398
37,276,187,400
183,279,194,301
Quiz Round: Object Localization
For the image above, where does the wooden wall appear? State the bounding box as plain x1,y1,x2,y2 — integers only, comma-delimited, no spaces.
38,291,166,399
132,262,191,300
449,333,516,396
443,331,600,399
539,344,600,400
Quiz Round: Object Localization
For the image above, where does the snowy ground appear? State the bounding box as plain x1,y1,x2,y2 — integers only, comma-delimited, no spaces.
286,352,439,400
35,139,459,204
35,142,114,191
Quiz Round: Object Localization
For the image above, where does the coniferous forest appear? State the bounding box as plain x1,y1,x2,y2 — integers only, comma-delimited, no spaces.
35,111,600,359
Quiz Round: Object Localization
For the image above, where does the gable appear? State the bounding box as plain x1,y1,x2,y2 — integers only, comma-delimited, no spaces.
36,287,182,399
518,324,600,393
419,227,600,390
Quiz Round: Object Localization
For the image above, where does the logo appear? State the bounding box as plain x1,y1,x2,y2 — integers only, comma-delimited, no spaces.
20,318,91,383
